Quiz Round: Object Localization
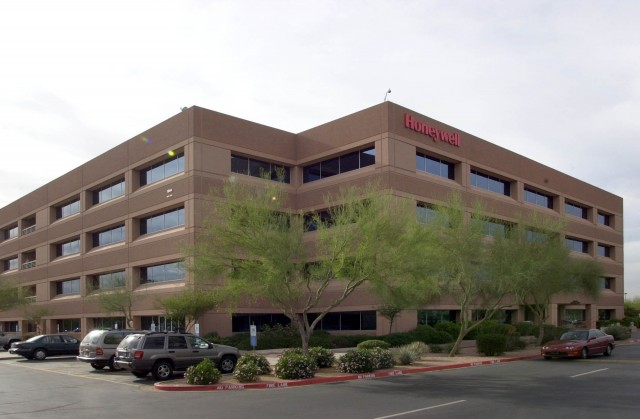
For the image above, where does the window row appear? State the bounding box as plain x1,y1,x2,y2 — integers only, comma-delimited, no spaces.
53,261,186,297
231,155,291,183
231,310,376,333
1,150,186,243
413,151,614,227
303,146,375,183
0,207,185,273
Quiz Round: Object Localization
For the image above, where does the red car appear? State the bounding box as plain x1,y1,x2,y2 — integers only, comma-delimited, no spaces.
541,329,615,360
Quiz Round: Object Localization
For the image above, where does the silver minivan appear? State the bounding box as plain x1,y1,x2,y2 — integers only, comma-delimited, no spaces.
78,329,146,370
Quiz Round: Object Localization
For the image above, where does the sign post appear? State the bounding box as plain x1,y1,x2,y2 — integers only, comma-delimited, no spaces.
250,324,257,350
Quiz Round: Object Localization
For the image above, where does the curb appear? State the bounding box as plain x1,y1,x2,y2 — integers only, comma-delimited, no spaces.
154,354,541,392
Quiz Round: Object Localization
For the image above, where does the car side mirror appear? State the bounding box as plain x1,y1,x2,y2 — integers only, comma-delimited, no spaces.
208,343,213,349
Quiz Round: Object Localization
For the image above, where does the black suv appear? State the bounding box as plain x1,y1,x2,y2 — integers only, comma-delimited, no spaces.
114,332,239,380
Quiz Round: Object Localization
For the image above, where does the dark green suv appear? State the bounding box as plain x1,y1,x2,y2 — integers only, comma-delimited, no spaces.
114,332,239,380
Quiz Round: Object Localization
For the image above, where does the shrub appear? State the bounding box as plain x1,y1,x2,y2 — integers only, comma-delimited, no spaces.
237,353,271,375
513,322,537,337
391,343,423,365
433,321,461,339
382,333,417,347
405,341,429,356
412,324,454,344
233,359,261,383
185,358,221,385
274,352,317,379
357,339,390,350
308,346,335,368
540,325,568,345
429,344,444,353
337,349,375,373
604,324,631,341
369,347,395,369
476,333,507,356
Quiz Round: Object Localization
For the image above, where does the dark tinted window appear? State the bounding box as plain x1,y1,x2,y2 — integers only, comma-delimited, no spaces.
471,171,510,196
303,146,375,183
103,333,125,345
168,336,188,349
143,336,166,349
140,153,184,186
140,208,184,235
525,188,553,209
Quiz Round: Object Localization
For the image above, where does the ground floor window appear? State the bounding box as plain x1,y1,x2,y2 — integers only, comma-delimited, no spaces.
563,309,586,326
140,316,184,332
56,319,80,333
418,310,457,325
90,317,126,330
598,309,614,321
308,311,376,331
232,313,291,333
1,321,19,332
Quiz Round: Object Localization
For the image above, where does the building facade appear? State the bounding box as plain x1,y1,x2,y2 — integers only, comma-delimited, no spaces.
0,102,624,338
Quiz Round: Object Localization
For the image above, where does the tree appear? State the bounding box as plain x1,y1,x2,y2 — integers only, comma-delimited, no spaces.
497,214,602,345
379,304,402,334
189,179,438,351
95,286,136,329
0,282,24,312
23,306,53,334
158,289,219,331
420,192,518,356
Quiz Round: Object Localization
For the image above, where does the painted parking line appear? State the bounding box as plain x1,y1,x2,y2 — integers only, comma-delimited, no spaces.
570,368,608,378
373,400,467,419
1,359,154,390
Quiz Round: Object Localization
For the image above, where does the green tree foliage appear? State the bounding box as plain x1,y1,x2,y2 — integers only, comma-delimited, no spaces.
95,287,136,329
189,180,438,351
419,193,516,356
496,213,602,345
379,304,402,334
0,282,24,312
158,289,219,330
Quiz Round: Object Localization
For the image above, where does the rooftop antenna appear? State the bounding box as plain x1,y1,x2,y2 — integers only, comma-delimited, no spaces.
180,106,188,111
384,89,391,101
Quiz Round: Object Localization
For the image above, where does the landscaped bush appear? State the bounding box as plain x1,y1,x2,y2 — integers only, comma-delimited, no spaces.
382,332,417,347
404,341,429,355
337,349,375,373
369,347,395,369
391,342,424,365
433,321,461,339
428,344,444,353
513,322,537,337
233,359,262,383
237,353,271,375
412,324,454,344
540,324,568,344
308,346,335,368
356,339,390,350
185,358,221,385
274,351,317,379
604,324,631,341
476,333,507,356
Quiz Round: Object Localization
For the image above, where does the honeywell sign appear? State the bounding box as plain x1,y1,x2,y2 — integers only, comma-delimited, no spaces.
404,113,460,147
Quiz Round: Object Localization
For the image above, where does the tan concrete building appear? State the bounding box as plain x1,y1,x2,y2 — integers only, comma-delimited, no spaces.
0,102,624,338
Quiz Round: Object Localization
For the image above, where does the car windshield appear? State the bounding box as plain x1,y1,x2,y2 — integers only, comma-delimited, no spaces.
118,335,142,350
81,330,104,344
560,331,589,341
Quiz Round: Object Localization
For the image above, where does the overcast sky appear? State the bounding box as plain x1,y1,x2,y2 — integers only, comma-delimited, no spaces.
1,0,638,297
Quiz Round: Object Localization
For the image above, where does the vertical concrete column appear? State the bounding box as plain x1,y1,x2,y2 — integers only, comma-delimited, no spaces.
585,304,597,328
547,303,559,326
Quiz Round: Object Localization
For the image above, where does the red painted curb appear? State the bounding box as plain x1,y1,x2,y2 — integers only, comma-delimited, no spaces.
154,354,541,392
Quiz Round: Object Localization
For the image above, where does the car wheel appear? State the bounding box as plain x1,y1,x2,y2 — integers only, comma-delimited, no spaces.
91,362,105,370
132,371,149,378
580,348,588,359
218,355,237,374
152,361,174,381
604,344,613,356
34,349,47,360
108,356,122,371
